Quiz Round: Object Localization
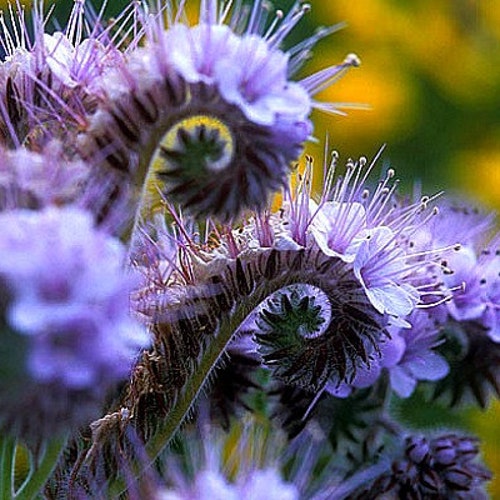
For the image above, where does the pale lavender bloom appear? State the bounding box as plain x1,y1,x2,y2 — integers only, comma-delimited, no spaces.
159,468,298,500
481,244,500,341
162,24,239,85
309,199,367,262
433,217,500,342
422,201,495,249
0,206,148,438
444,246,486,322
157,420,300,500
328,311,448,398
0,206,148,387
279,153,436,325
408,200,497,326
0,1,126,150
42,31,115,91
353,226,420,318
214,33,310,125
0,142,89,209
240,468,299,500
386,311,449,398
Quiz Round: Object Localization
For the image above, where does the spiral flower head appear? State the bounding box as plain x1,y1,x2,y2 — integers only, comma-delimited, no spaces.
76,0,360,226
122,149,455,446
0,206,149,441
253,281,385,390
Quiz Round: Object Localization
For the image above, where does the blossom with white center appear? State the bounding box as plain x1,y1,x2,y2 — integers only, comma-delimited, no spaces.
214,33,311,125
309,199,367,261
354,226,420,318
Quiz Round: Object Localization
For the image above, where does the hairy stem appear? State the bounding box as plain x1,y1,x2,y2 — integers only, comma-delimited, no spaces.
137,248,383,462
145,277,298,461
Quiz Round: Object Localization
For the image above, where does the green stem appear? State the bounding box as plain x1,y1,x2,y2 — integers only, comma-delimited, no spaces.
0,435,16,500
14,435,68,500
145,271,306,462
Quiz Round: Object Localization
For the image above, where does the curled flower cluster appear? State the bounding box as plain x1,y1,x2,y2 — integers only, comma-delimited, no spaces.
121,150,460,450
0,205,148,440
75,0,360,223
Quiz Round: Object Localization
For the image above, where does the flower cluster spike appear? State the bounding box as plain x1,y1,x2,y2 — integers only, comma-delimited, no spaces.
350,433,492,499
74,0,360,226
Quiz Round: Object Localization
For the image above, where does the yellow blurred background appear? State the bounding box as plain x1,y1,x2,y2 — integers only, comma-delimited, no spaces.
1,0,499,495
305,0,500,212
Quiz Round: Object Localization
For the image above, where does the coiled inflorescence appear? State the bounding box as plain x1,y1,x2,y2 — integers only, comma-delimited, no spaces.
120,151,449,448
74,0,359,224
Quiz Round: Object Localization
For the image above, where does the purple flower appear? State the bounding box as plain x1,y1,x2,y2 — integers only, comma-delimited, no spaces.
159,468,298,500
353,226,420,319
386,311,449,397
0,206,149,439
157,420,300,500
213,34,310,126
0,142,89,209
327,311,448,398
481,244,500,341
0,2,119,151
444,245,487,322
77,0,361,222
310,200,367,261
422,203,500,342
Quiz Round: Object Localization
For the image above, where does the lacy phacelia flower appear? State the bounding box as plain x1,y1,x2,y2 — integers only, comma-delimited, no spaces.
77,0,359,223
352,433,492,499
0,142,89,210
443,237,500,342
410,200,499,335
409,201,500,407
0,206,148,440
0,1,120,150
327,311,449,398
353,226,421,318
